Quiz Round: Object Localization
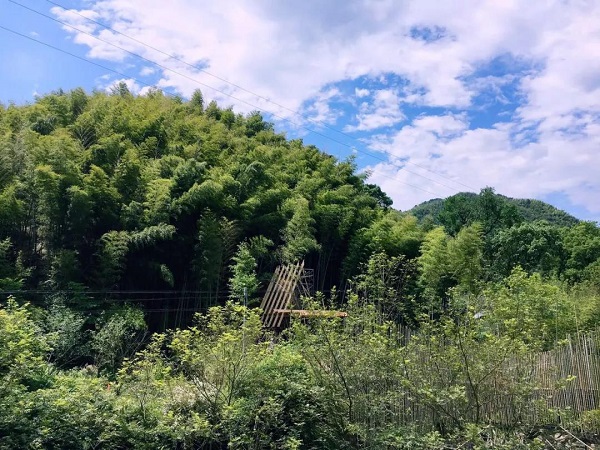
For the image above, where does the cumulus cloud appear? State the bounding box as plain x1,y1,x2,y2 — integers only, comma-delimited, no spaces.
139,66,156,76
345,89,405,132
368,116,600,214
303,87,344,126
50,0,600,220
355,88,370,98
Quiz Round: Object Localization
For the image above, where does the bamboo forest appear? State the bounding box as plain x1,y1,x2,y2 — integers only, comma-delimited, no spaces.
1,87,600,449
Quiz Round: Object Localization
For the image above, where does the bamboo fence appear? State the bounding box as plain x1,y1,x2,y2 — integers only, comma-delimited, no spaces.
348,328,600,433
530,329,600,424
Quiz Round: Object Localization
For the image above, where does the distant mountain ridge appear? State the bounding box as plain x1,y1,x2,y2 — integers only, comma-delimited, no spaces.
408,192,579,227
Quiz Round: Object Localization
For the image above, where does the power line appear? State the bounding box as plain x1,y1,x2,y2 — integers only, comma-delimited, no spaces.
41,0,476,193
15,1,470,196
7,296,250,303
0,293,231,302
0,22,443,198
0,296,247,314
17,1,456,195
1,307,216,315
0,289,230,294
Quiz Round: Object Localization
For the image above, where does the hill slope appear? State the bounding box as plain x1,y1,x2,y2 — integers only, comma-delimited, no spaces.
0,86,388,318
409,192,579,227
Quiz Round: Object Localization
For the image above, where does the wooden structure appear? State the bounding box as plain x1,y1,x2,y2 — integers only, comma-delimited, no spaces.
260,261,346,329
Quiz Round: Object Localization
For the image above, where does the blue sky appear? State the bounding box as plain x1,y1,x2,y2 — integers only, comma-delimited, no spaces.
1,0,600,222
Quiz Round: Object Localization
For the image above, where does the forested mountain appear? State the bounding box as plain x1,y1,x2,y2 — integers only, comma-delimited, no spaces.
2,87,600,448
1,86,599,313
410,191,579,227
0,85,394,313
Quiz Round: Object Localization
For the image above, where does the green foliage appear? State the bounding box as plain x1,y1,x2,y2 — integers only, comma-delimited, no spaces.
402,308,534,431
476,187,523,238
563,221,600,282
580,409,600,432
416,222,485,299
117,303,341,448
6,372,117,449
0,300,51,446
280,196,320,263
7,87,593,325
189,89,204,113
512,197,579,226
228,242,259,303
223,345,336,449
128,223,176,249
411,189,578,229
448,222,484,292
167,303,265,416
0,184,25,238
344,211,424,278
491,221,566,278
44,300,87,367
0,88,392,304
193,213,239,297
0,238,28,290
0,299,48,383
288,295,403,444
418,226,450,299
111,82,134,99
96,231,129,289
115,336,213,448
481,267,577,349
92,306,147,376
582,258,600,289
1,87,599,448
353,251,419,324
418,224,484,304
1,298,598,448
438,193,476,235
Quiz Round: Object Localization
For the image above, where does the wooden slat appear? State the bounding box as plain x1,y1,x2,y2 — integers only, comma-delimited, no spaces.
264,264,290,327
259,265,280,311
273,309,348,318
265,264,288,327
271,261,299,327
275,261,304,328
262,260,358,329
266,262,297,328
260,265,282,325
259,261,308,329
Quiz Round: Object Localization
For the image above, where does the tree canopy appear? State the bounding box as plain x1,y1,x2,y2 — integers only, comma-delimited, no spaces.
1,87,600,449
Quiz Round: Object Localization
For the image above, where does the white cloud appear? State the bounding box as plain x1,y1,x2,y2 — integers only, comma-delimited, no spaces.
51,0,600,219
139,66,156,76
345,89,405,131
368,114,600,215
303,87,343,125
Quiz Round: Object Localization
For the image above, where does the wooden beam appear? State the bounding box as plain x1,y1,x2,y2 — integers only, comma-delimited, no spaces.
273,309,348,318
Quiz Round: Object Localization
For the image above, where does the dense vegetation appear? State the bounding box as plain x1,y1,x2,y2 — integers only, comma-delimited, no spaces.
0,85,392,307
1,86,600,448
410,192,580,228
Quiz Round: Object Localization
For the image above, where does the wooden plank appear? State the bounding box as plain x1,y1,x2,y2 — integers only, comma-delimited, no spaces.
259,265,280,311
260,265,283,325
272,309,348,318
275,261,303,328
271,261,298,328
265,264,290,328
267,262,297,328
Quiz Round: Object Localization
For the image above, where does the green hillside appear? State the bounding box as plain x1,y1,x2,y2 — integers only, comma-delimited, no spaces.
409,191,579,227
1,87,600,449
0,86,392,305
